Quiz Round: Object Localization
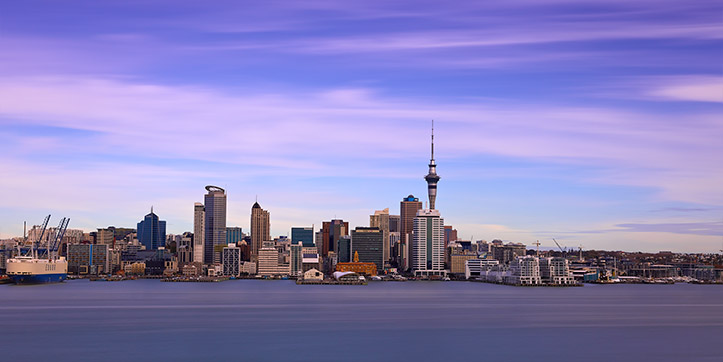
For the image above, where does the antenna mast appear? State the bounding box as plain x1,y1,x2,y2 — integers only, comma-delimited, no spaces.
431,120,434,160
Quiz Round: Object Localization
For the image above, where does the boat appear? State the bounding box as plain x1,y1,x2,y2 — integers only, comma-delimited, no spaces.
7,256,68,284
6,215,70,285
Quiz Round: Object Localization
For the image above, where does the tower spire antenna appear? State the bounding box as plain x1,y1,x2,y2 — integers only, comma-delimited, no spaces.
424,120,440,210
431,120,434,160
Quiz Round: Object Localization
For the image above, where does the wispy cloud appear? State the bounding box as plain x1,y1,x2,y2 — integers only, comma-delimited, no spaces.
647,76,723,103
615,221,723,236
1,75,721,205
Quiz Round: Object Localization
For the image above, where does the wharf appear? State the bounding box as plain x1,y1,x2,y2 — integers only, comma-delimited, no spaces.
296,279,367,285
161,277,229,283
474,279,583,287
89,276,135,282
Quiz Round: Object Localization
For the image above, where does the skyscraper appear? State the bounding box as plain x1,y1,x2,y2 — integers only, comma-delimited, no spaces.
444,225,458,246
425,121,440,210
290,241,303,277
400,195,422,271
250,201,270,263
389,214,400,233
226,227,243,245
412,209,446,276
369,208,390,264
320,219,348,258
351,227,384,273
337,235,352,263
137,207,166,251
291,227,314,247
204,186,227,264
222,243,241,277
193,202,205,264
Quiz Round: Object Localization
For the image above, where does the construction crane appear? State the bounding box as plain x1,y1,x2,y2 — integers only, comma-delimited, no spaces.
552,238,566,254
532,240,541,257
578,245,584,261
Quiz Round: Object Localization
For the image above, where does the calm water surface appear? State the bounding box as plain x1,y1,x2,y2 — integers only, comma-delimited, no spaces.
1,280,721,361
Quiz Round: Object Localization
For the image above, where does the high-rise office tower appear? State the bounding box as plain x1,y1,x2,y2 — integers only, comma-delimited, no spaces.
369,208,390,263
177,232,193,265
412,209,445,276
193,202,205,264
204,186,227,264
444,225,458,248
400,195,422,271
250,201,270,263
226,227,243,245
290,242,303,277
291,227,314,247
337,235,352,263
351,227,384,273
389,215,400,233
425,121,440,210
222,243,241,277
137,207,166,251
320,220,348,258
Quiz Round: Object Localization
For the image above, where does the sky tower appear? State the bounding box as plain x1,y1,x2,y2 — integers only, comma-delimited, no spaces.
425,121,440,210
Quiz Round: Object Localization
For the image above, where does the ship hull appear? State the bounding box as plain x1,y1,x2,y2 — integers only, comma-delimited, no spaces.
10,273,67,284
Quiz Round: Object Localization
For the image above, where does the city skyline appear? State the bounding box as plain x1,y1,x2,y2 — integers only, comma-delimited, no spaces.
1,1,722,252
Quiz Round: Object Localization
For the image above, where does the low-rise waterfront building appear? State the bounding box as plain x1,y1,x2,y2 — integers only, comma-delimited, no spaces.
67,244,110,275
465,259,499,280
491,242,526,265
257,242,289,276
303,268,324,281
336,251,378,276
124,261,146,275
449,252,478,275
539,257,576,285
333,271,362,282
504,256,542,285
182,262,203,276
241,261,256,275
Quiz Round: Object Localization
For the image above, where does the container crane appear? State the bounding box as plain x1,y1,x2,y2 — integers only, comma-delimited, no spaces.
46,217,69,259
31,215,51,256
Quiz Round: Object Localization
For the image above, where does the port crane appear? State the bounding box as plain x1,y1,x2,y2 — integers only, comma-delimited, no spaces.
44,217,70,260
30,215,51,257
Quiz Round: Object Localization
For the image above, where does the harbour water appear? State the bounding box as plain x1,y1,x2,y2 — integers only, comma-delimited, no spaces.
1,280,721,361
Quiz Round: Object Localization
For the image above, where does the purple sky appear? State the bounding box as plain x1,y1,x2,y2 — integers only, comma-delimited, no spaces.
0,1,722,252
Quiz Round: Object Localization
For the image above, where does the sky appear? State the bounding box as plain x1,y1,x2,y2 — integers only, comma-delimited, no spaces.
0,0,721,252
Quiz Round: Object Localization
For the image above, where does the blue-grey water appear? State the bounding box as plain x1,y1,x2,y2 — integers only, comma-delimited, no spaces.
1,280,721,362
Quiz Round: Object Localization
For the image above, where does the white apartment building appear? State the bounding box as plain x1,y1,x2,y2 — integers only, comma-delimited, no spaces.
505,256,542,285
539,257,576,285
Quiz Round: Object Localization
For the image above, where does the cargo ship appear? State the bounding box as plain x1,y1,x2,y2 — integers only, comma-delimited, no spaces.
6,215,70,285
6,256,68,284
